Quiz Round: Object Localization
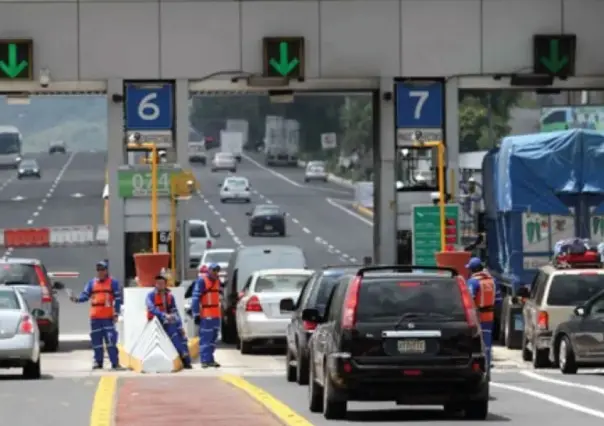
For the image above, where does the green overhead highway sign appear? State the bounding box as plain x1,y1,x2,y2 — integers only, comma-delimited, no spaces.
263,37,304,79
0,39,33,80
118,169,177,198
533,34,576,77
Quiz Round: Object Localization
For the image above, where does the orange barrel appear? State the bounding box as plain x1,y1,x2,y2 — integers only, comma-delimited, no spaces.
435,251,472,278
133,253,170,287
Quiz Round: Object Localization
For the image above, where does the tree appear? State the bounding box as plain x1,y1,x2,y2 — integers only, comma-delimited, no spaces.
339,97,373,155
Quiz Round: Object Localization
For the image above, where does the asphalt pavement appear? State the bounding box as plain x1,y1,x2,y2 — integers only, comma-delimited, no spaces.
190,150,372,267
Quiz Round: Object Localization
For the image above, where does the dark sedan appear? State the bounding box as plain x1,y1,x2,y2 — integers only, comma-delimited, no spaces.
17,159,41,179
247,205,286,237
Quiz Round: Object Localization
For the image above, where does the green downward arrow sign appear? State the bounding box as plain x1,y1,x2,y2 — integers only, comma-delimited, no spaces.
0,43,28,78
540,39,569,73
269,42,299,77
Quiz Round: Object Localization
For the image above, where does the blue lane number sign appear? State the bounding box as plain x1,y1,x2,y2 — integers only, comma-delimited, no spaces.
395,80,444,128
125,82,174,130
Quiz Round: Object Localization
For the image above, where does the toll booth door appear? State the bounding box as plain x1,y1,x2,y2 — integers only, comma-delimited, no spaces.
124,231,173,282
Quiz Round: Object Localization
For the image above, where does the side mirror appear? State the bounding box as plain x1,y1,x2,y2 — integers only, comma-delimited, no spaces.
52,281,65,290
245,212,251,216
31,308,44,318
279,298,295,312
301,308,322,323
574,306,586,317
511,296,518,304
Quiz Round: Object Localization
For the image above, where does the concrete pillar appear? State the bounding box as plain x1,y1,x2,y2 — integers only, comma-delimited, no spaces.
107,78,126,283
374,77,397,264
445,78,459,197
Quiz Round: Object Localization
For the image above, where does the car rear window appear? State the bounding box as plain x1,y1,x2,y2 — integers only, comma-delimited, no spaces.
254,274,308,293
203,251,232,264
189,224,207,238
547,274,604,306
355,277,466,322
227,179,247,187
0,264,40,286
0,291,20,310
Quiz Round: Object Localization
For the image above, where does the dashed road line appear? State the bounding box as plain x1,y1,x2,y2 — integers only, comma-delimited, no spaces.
199,192,244,249
0,176,14,192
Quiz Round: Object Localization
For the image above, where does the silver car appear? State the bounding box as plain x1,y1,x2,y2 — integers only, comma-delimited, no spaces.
0,286,42,379
304,161,328,182
211,152,237,172
236,268,314,354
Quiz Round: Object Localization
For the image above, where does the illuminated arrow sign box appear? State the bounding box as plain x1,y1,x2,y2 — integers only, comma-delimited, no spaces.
0,39,33,80
533,34,576,77
263,37,305,79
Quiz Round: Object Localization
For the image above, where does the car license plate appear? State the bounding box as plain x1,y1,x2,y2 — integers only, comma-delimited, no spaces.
397,339,426,354
514,314,523,331
265,225,273,230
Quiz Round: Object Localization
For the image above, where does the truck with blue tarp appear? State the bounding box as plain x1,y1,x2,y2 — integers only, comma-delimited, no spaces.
481,129,604,348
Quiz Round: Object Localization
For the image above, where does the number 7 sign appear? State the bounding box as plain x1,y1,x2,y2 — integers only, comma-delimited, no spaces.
395,79,444,129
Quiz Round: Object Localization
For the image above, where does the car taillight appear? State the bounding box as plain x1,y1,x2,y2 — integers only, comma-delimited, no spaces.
342,276,361,329
537,311,549,330
303,320,317,331
245,295,263,312
19,314,34,334
456,276,477,327
35,265,52,303
206,240,212,249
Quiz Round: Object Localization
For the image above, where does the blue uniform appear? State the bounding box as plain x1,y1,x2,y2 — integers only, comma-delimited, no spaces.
467,271,495,370
191,274,223,364
145,289,191,365
76,277,121,367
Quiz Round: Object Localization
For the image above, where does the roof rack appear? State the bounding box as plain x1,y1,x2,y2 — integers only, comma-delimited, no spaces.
355,265,459,277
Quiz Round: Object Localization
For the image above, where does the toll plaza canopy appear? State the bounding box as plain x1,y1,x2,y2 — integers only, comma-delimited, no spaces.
497,129,604,213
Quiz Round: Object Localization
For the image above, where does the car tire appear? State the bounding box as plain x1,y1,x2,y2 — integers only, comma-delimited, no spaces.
521,333,532,361
285,348,296,382
558,336,578,374
463,399,489,420
211,169,217,172
323,367,347,419
17,175,22,180
240,340,253,354
220,199,226,203
245,198,251,203
304,178,309,183
43,329,60,352
323,178,328,183
296,351,310,385
23,359,41,380
532,344,549,369
279,229,286,237
308,355,323,412
230,168,237,173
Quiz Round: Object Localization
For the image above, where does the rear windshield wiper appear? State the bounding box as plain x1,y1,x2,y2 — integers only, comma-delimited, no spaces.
394,312,455,329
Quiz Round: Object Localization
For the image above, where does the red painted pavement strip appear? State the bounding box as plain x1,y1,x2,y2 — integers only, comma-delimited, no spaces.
114,377,286,426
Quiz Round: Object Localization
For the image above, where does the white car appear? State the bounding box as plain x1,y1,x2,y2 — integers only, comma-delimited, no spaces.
188,220,220,252
188,141,207,164
199,248,234,279
219,176,251,203
304,161,328,182
236,268,314,354
211,152,237,172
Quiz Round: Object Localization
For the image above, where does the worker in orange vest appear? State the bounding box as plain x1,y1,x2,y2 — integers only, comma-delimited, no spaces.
191,263,223,368
145,273,192,369
466,257,496,371
70,261,122,370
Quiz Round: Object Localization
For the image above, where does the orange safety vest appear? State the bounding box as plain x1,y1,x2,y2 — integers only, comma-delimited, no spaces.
472,272,495,323
90,278,115,319
200,276,221,318
147,291,174,321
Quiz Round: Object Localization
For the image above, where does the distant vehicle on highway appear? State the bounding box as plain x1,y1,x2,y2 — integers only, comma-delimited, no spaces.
211,152,237,172
305,265,489,420
219,176,251,203
49,140,66,154
199,248,234,278
304,161,328,182
236,268,313,354
188,141,207,165
17,158,41,179
0,125,22,169
220,245,307,344
0,258,65,352
188,220,220,251
247,204,287,237
0,286,42,379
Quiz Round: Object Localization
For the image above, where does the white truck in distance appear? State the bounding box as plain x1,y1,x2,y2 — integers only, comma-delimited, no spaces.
264,116,299,167
226,119,249,151
220,130,244,162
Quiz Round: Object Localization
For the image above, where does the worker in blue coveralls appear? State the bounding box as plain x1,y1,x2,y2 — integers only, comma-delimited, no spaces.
466,257,496,372
69,261,122,370
145,273,192,369
191,263,223,368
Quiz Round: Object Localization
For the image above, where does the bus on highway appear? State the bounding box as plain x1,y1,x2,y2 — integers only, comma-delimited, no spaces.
0,125,22,168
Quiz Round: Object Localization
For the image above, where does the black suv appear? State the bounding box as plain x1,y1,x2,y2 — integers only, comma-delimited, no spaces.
281,265,361,385
305,265,489,420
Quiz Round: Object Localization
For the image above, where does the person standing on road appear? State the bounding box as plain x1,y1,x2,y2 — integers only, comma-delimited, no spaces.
146,273,192,369
70,260,122,370
191,263,223,368
465,257,496,371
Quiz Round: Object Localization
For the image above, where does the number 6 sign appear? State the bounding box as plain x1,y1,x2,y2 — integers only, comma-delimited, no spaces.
125,82,174,130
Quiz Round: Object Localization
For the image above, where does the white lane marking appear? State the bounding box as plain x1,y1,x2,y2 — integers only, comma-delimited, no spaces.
198,194,243,249
302,227,311,234
0,176,15,192
492,381,604,419
26,219,33,225
11,195,25,201
1,246,13,258
326,197,373,226
291,218,299,224
241,153,303,188
520,370,604,396
71,192,84,198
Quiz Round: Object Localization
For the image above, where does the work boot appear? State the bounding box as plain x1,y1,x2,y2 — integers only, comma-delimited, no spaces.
209,361,221,368
92,363,103,370
201,362,210,368
111,365,125,371
183,363,193,370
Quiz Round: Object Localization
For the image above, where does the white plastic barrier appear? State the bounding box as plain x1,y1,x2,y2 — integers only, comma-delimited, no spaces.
0,228,4,247
49,226,95,246
95,225,109,244
354,181,374,208
119,287,188,373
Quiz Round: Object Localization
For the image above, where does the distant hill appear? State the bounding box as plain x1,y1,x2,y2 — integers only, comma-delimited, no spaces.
0,95,106,153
